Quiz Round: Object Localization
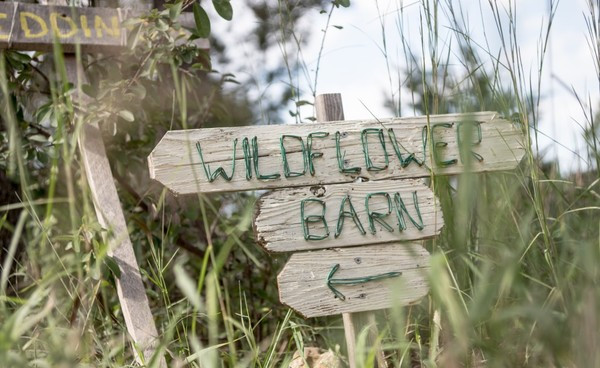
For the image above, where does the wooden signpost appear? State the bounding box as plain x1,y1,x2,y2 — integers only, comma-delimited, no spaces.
3,1,210,365
3,1,525,365
46,1,165,365
149,92,525,366
0,2,208,52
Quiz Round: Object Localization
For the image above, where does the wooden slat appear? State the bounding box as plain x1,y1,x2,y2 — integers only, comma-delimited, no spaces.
79,121,165,365
254,179,443,252
148,112,525,194
0,2,208,52
277,243,430,318
45,1,165,362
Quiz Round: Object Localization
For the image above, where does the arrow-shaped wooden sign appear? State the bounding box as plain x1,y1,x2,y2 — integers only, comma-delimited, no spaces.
254,179,443,252
277,243,430,318
148,112,525,195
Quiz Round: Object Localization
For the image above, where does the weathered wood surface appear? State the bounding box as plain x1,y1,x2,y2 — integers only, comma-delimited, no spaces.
51,2,164,361
148,112,525,194
277,243,430,318
79,116,165,365
254,179,443,252
0,2,208,52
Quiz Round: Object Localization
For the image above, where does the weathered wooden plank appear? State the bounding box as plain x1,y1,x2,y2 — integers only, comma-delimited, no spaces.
254,179,443,252
50,6,165,362
148,112,525,194
0,2,208,52
79,120,165,365
277,243,430,318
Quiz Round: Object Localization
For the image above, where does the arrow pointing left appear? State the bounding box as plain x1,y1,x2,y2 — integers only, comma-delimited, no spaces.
277,243,430,318
326,263,402,301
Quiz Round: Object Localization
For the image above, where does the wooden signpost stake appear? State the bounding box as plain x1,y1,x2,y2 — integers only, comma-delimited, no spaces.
148,84,525,367
75,63,164,365
15,1,210,365
314,93,389,368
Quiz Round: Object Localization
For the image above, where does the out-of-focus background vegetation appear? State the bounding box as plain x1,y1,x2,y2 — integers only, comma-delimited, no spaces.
1,0,599,367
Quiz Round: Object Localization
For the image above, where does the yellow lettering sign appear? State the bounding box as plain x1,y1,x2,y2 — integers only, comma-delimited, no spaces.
94,15,120,38
0,13,9,40
20,12,48,39
50,12,78,39
80,15,92,37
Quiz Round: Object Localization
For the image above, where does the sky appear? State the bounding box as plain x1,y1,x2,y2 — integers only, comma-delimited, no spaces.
213,0,598,173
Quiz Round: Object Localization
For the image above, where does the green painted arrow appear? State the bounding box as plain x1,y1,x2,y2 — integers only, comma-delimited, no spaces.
326,263,403,301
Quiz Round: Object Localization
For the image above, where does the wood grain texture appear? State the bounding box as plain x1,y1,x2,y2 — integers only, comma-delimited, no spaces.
315,93,344,122
79,121,165,365
0,2,208,52
254,179,443,252
148,112,525,194
47,1,164,361
277,243,430,318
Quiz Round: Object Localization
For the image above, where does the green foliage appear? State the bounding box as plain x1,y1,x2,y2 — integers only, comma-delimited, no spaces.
212,0,233,21
0,0,599,367
192,3,211,38
333,0,350,8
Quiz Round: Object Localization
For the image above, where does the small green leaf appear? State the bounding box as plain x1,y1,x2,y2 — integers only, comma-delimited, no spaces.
156,18,169,31
213,0,233,21
333,0,350,7
118,110,135,122
35,103,52,124
81,84,96,98
104,256,122,278
28,134,48,143
169,2,183,20
122,17,143,27
295,100,313,107
193,3,211,38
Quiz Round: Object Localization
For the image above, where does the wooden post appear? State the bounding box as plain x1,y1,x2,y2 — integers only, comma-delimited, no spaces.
342,313,358,368
314,93,387,368
44,1,165,365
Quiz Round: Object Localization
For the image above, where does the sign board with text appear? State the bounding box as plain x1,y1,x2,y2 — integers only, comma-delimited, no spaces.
277,242,430,318
253,179,443,252
0,2,208,52
148,112,524,195
149,110,525,317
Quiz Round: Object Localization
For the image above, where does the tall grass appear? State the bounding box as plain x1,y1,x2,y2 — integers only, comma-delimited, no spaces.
365,0,600,367
0,1,599,367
